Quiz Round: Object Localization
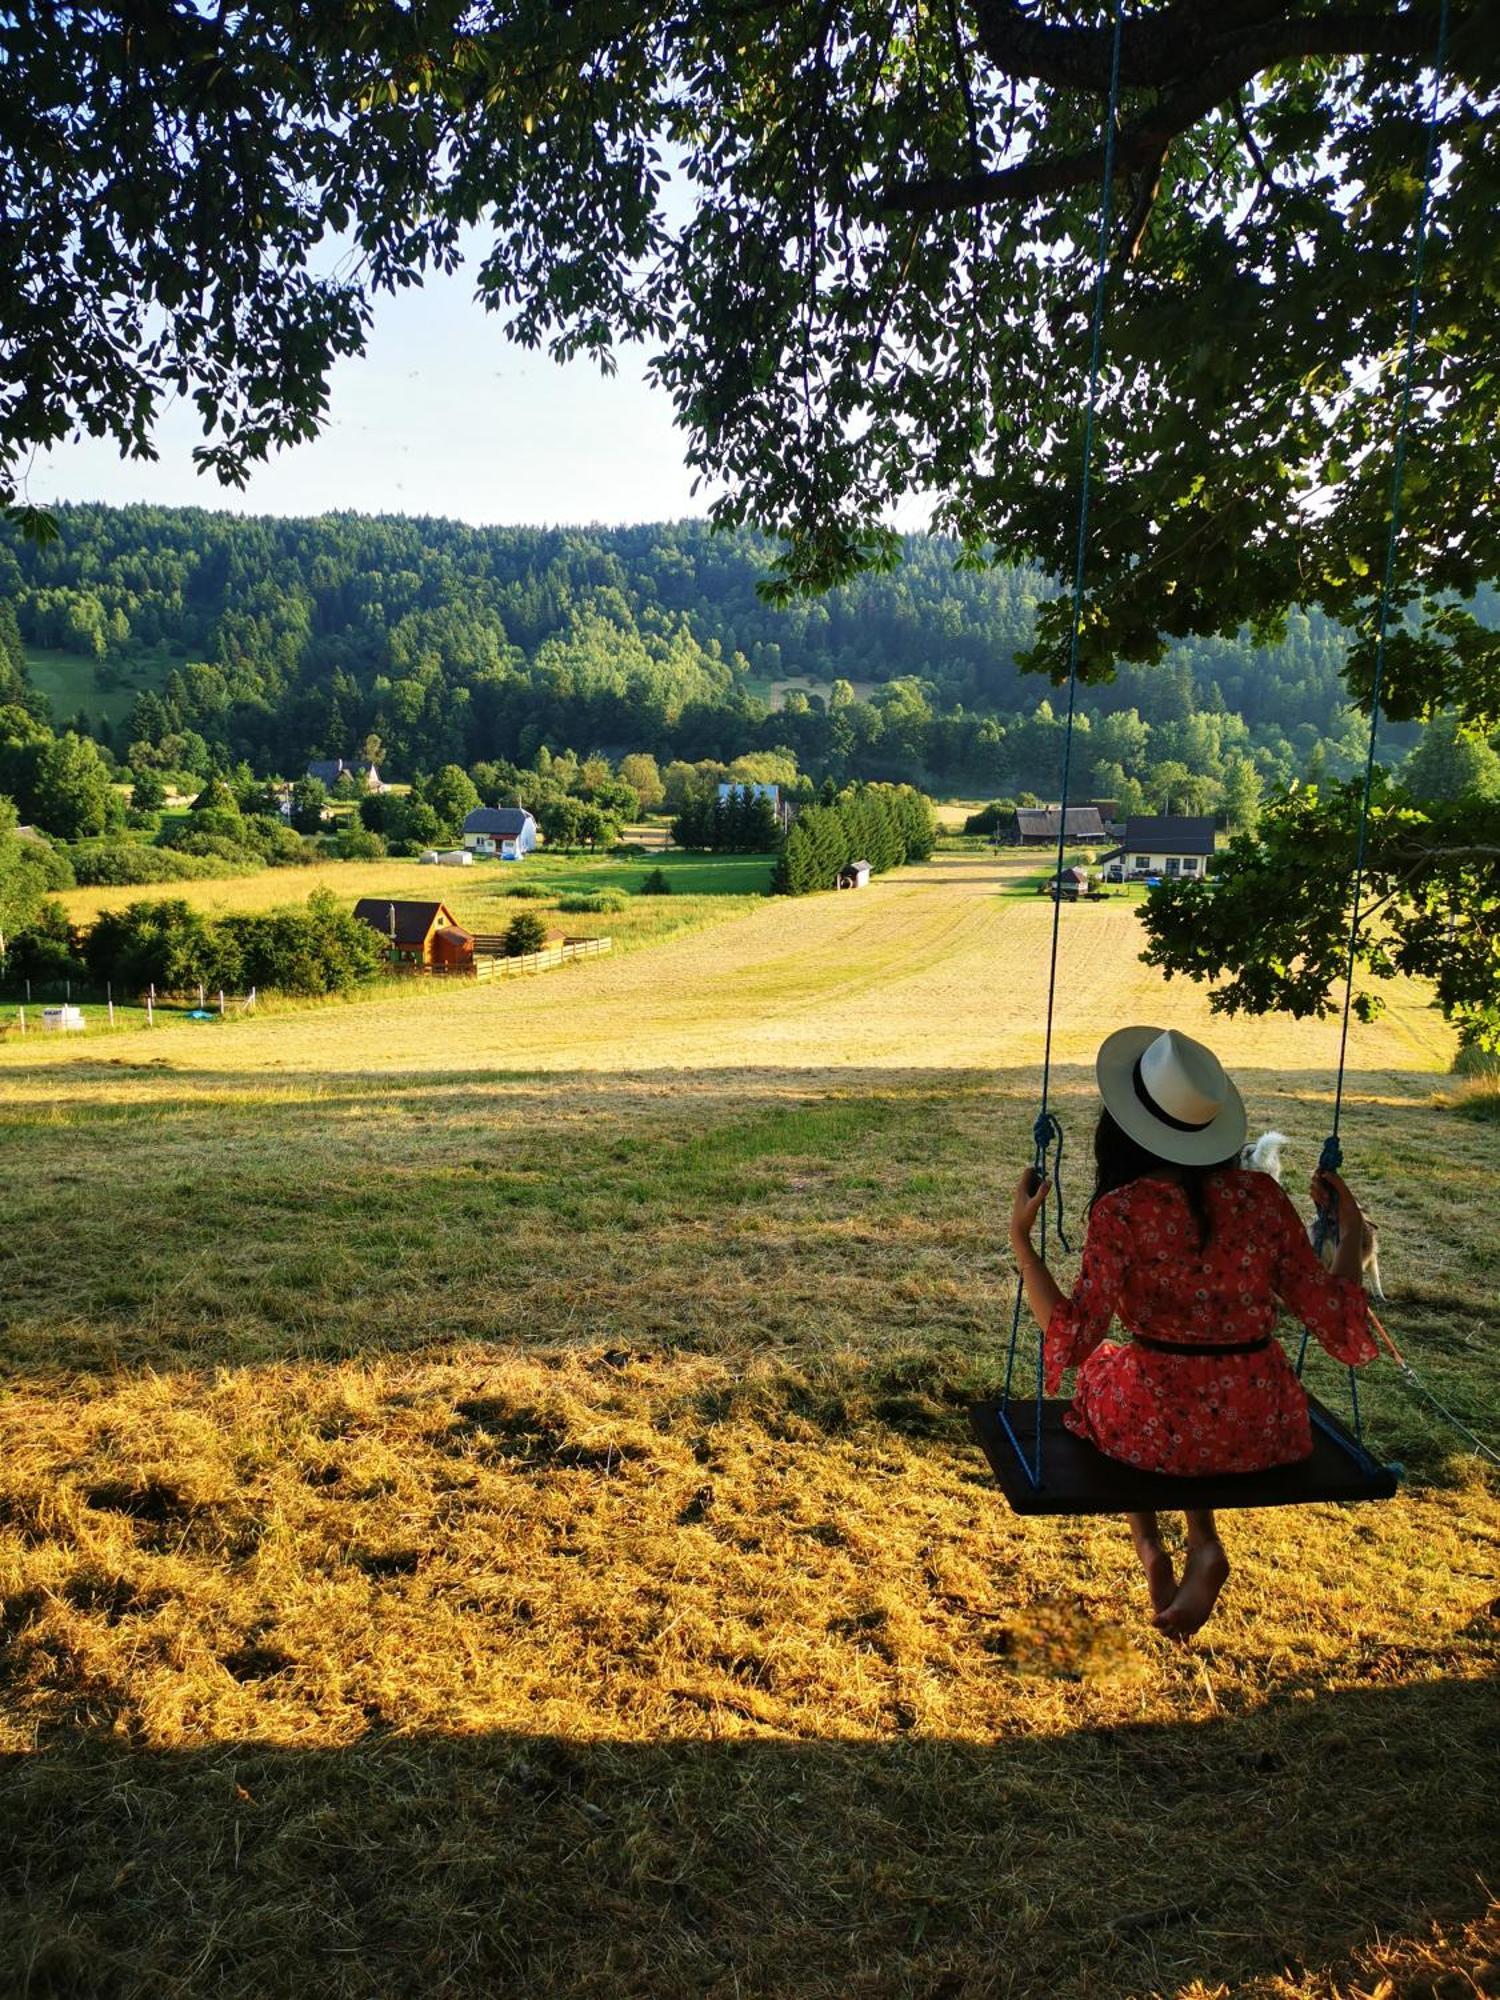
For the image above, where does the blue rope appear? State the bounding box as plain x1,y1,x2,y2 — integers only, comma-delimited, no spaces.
1001,0,1125,1484
1322,0,1449,1167
1037,0,1125,1135
1313,2,1448,1446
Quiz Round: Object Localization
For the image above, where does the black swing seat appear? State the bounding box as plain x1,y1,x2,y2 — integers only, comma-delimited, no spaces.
969,1397,1399,1516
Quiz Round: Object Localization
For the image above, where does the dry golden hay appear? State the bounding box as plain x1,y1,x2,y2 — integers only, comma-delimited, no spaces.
1,851,1494,1997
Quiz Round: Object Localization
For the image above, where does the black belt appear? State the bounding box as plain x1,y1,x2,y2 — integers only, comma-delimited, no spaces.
1132,1334,1273,1358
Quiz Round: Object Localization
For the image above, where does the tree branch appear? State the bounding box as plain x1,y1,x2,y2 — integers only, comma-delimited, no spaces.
970,0,1447,96
883,1,1455,218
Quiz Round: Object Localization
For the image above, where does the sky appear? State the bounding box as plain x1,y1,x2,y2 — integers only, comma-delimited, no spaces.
25,261,711,530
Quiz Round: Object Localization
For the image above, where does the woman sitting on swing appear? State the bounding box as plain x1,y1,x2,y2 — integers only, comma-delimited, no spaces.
1010,1026,1377,1641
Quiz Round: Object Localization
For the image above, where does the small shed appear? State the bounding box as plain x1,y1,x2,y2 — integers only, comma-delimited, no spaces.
352,899,473,970
836,859,872,890
1049,865,1091,901
41,1005,86,1033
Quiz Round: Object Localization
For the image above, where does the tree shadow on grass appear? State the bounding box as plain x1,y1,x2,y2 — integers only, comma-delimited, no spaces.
2,1678,1493,2000
0,1061,1488,1486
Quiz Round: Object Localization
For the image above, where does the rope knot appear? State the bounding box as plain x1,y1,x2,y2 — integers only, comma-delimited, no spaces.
1032,1109,1071,1254
1313,1132,1344,1254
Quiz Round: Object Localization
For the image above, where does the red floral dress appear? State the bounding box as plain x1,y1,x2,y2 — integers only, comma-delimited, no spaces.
1044,1171,1377,1475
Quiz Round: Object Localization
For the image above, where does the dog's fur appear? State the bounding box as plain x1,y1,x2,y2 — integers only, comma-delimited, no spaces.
1240,1130,1385,1298
1241,1130,1291,1182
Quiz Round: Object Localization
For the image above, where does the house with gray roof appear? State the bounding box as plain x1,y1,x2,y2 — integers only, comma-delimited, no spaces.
307,757,383,792
461,806,538,859
1099,815,1217,880
1010,805,1108,846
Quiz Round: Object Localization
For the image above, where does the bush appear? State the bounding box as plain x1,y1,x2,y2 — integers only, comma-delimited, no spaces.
82,897,232,994
244,817,316,867
503,882,553,900
80,890,384,999
335,824,387,860
1,901,77,986
220,890,385,996
962,800,1016,836
611,842,650,858
557,890,628,914
638,868,672,895
502,911,551,957
68,842,235,886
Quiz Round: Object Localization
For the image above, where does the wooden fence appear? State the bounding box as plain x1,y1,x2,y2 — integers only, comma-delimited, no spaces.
473,936,613,981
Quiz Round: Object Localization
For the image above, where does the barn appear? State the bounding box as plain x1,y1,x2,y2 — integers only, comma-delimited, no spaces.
352,899,475,971
1010,805,1108,846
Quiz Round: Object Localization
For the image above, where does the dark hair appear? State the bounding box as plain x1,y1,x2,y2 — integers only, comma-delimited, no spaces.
1091,1107,1241,1249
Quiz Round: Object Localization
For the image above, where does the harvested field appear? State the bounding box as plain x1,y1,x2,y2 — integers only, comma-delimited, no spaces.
1,852,1494,1999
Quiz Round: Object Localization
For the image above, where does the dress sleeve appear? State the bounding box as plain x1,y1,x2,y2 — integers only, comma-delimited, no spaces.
1042,1199,1134,1393
1268,1181,1378,1365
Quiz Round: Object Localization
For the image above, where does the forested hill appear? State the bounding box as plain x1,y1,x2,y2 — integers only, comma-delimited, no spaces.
0,502,1410,797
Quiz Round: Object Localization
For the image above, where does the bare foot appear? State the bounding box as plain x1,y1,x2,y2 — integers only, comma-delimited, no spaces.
1130,1529,1177,1618
1154,1540,1230,1642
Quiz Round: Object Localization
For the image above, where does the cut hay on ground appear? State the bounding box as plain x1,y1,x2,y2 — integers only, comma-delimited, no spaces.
1,854,1494,1998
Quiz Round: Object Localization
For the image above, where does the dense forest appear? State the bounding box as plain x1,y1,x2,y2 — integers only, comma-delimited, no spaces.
1,503,1467,808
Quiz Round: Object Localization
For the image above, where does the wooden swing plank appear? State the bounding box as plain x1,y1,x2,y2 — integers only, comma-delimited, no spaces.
969,1397,1399,1516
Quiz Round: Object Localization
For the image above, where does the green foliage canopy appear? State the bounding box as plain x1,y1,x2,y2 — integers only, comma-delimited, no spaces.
3,4,1496,732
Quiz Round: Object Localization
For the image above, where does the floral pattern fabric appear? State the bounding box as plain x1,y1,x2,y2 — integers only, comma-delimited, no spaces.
1043,1170,1376,1476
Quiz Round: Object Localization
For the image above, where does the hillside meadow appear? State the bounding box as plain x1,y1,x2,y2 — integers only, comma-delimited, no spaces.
1,853,1495,1998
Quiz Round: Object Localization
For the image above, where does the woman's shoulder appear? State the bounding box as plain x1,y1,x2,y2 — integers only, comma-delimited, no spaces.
1095,1176,1175,1223
1218,1165,1297,1226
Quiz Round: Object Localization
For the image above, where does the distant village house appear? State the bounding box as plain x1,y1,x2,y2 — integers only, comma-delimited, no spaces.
718,782,794,830
307,758,384,792
462,807,538,859
1010,805,1108,846
352,899,474,971
1100,816,1217,880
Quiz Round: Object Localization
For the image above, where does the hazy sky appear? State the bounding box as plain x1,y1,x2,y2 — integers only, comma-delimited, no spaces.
25,261,711,529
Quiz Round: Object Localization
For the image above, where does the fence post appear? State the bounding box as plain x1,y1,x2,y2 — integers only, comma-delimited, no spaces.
17,1007,24,1037
146,994,154,1027
108,999,115,1027
218,989,225,1016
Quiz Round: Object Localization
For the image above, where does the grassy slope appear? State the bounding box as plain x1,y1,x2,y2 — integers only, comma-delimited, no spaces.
24,646,171,728
52,849,775,979
1,853,1494,1999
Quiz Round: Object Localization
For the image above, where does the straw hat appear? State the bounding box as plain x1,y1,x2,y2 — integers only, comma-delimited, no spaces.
1096,1025,1247,1166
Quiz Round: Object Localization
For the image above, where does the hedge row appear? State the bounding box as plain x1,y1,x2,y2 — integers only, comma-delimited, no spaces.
78,891,385,997
771,784,936,895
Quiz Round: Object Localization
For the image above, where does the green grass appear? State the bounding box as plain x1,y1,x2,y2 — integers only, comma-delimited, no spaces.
24,646,174,728
498,849,776,898
0,853,1493,1999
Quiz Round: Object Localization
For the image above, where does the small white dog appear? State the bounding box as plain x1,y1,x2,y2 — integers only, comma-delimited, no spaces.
1240,1130,1385,1299
1241,1131,1292,1182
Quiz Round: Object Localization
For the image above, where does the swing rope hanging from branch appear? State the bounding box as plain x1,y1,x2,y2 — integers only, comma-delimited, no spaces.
980,0,1462,1514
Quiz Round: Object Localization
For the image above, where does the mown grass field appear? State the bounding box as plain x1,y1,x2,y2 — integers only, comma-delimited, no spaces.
24,645,173,728
1,852,1495,1998
52,849,776,995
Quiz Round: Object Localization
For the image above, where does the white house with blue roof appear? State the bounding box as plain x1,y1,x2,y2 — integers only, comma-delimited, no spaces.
462,806,538,860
